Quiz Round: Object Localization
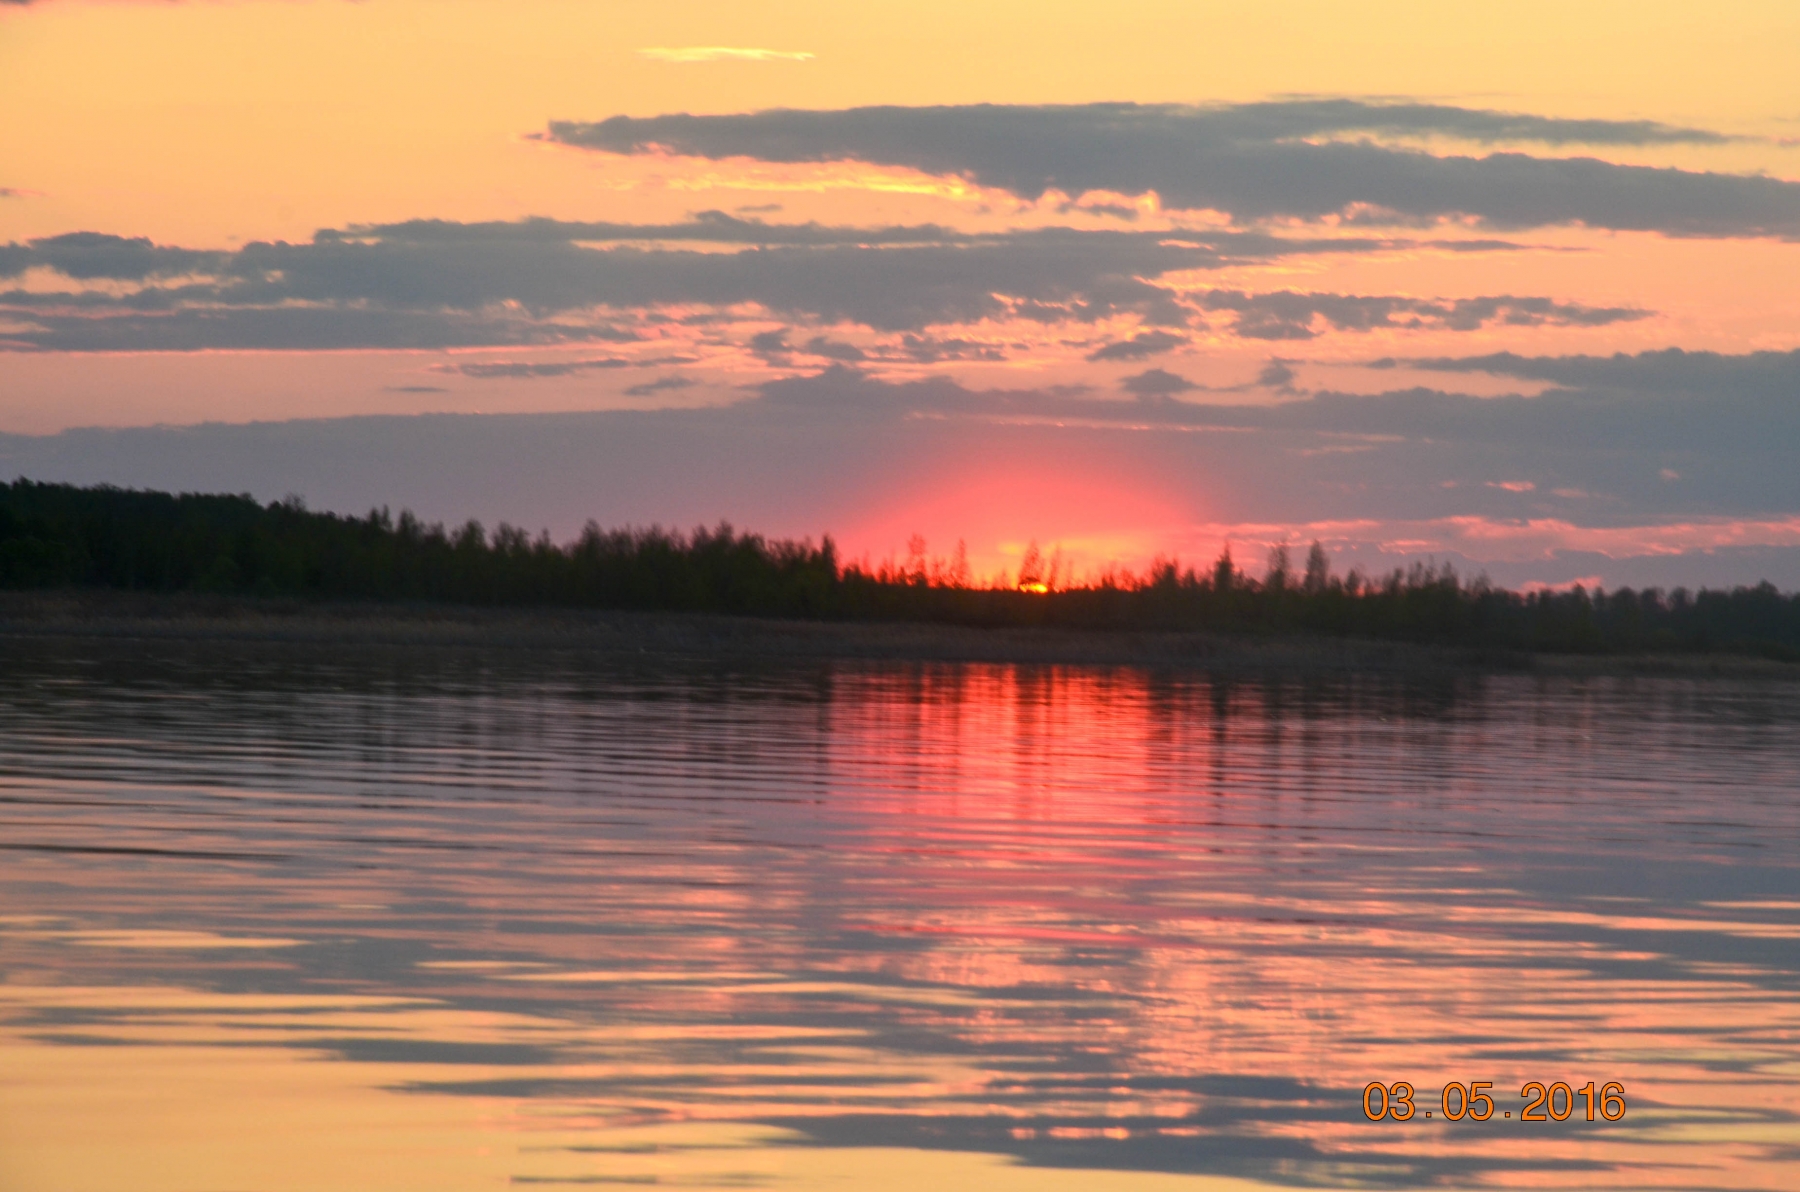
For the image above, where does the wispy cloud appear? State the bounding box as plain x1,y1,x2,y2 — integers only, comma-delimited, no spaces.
435,357,631,380
638,47,813,63
1198,291,1649,340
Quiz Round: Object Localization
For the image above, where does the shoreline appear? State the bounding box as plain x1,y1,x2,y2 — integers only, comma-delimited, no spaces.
2,591,1795,678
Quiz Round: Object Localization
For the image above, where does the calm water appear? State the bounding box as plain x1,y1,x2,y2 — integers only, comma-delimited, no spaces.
2,638,1798,1192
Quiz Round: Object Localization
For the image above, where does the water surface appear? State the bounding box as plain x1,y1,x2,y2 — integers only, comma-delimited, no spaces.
2,639,1797,1191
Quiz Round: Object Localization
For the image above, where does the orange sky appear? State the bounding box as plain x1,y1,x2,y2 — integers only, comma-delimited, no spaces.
6,0,1800,246
4,0,1800,585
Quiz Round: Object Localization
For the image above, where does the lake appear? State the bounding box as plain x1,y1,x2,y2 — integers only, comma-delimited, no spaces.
2,636,1797,1191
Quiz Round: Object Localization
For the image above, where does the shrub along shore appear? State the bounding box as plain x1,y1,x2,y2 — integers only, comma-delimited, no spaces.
3,480,1797,660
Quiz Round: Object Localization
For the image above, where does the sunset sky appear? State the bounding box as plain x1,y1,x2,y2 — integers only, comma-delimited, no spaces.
4,0,1799,587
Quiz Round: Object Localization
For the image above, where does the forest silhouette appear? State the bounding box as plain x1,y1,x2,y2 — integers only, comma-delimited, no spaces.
3,480,1797,659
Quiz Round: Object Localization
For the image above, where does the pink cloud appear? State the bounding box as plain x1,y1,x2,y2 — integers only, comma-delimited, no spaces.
1147,516,1800,571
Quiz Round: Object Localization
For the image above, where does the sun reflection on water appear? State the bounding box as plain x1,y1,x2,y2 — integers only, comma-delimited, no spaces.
1,642,1797,1189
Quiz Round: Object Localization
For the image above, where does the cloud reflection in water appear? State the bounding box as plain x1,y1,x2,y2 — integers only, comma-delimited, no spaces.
0,642,1797,1190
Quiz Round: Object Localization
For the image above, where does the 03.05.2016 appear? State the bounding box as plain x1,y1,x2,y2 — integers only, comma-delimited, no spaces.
1363,1081,1626,1122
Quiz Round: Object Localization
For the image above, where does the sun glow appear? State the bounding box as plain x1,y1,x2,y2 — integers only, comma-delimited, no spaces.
834,447,1201,584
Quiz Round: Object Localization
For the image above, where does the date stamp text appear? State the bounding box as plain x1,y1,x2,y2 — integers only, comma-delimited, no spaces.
1362,1081,1627,1122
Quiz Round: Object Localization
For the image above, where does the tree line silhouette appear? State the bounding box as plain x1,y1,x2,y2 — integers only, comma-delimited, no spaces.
3,480,1797,658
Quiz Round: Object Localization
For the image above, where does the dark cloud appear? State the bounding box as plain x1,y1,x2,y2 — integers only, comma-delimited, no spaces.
1396,346,1800,394
8,215,1487,349
743,349,1800,483
749,329,868,363
0,305,601,352
1120,368,1197,397
801,335,865,362
1087,330,1187,361
748,328,795,363
898,334,1006,362
324,210,964,249
1,216,1629,354
754,363,1095,420
546,102,1800,236
20,220,1224,333
1198,290,1649,340
624,375,698,397
6,349,1798,589
1257,362,1298,391
7,347,1792,594
1273,350,1800,485
0,231,224,282
438,357,631,379
1185,99,1733,147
